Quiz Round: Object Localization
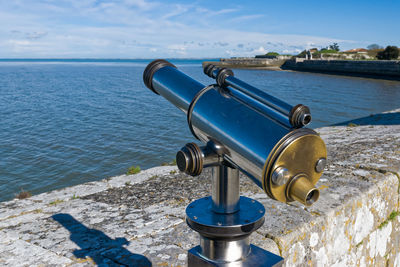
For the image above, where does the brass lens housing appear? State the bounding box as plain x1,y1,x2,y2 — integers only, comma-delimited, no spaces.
262,128,327,205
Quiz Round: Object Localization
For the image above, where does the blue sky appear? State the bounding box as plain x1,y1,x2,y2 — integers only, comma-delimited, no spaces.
1,0,399,58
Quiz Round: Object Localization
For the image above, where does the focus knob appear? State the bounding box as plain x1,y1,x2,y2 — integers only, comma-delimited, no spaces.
176,143,203,176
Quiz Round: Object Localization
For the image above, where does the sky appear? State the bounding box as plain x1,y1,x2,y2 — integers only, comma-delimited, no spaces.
1,0,399,58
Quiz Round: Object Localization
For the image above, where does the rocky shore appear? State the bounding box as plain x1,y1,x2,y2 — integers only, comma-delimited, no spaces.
0,109,399,266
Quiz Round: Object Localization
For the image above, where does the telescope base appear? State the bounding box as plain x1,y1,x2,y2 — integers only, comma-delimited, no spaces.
188,244,284,267
186,196,284,267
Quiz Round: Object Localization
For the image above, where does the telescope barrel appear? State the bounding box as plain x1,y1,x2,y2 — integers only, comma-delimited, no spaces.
204,64,311,128
143,59,327,206
143,59,204,112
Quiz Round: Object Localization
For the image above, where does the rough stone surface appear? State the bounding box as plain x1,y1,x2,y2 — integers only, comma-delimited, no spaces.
282,59,400,79
202,58,288,69
0,109,399,266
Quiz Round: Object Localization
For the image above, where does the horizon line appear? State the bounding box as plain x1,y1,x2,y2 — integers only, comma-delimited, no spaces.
0,57,224,60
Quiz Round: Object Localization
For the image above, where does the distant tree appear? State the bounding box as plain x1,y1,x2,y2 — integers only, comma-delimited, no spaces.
376,46,399,60
367,44,383,50
265,52,279,56
319,47,338,54
297,50,307,58
367,48,384,58
328,43,340,51
255,51,280,58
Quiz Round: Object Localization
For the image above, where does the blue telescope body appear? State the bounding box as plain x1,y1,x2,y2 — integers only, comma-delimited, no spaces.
144,59,326,206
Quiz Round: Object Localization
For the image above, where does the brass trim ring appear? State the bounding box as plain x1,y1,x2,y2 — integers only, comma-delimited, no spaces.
262,128,315,198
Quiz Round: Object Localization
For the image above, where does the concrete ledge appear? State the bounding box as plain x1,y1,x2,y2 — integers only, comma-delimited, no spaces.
0,109,399,266
282,59,400,80
202,58,286,69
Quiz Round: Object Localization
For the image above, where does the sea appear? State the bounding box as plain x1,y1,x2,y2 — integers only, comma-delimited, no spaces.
1,58,400,202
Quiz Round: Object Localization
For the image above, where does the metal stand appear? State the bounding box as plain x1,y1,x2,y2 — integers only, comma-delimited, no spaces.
186,165,284,266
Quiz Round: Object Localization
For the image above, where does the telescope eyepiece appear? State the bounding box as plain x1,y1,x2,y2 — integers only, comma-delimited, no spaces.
176,143,220,176
176,143,203,176
216,68,234,87
143,59,176,94
286,175,320,206
203,64,234,87
290,104,312,128
203,63,218,78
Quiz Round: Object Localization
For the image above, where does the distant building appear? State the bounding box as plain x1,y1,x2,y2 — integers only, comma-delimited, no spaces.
344,48,368,54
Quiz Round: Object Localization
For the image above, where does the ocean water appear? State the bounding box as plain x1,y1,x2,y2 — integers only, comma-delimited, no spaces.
1,59,400,202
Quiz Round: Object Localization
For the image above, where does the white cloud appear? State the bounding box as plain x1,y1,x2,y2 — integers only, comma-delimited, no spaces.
26,32,48,40
161,4,190,19
252,46,268,54
230,14,264,22
8,40,32,46
0,0,360,58
122,0,159,10
213,8,238,15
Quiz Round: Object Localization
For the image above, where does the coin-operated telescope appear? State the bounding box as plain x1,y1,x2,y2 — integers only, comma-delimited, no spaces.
143,60,327,266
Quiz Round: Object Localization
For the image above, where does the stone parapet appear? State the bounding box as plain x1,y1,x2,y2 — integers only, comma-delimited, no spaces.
203,57,288,69
282,59,400,79
0,109,399,266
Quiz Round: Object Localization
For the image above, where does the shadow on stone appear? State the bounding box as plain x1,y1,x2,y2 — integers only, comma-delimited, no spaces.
333,112,400,126
52,213,152,267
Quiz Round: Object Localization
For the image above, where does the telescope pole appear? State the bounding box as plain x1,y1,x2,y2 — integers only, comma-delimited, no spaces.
197,165,252,262
211,165,240,214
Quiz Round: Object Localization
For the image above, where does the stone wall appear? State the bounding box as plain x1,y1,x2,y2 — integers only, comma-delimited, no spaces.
282,59,400,79
0,109,399,266
203,57,289,69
